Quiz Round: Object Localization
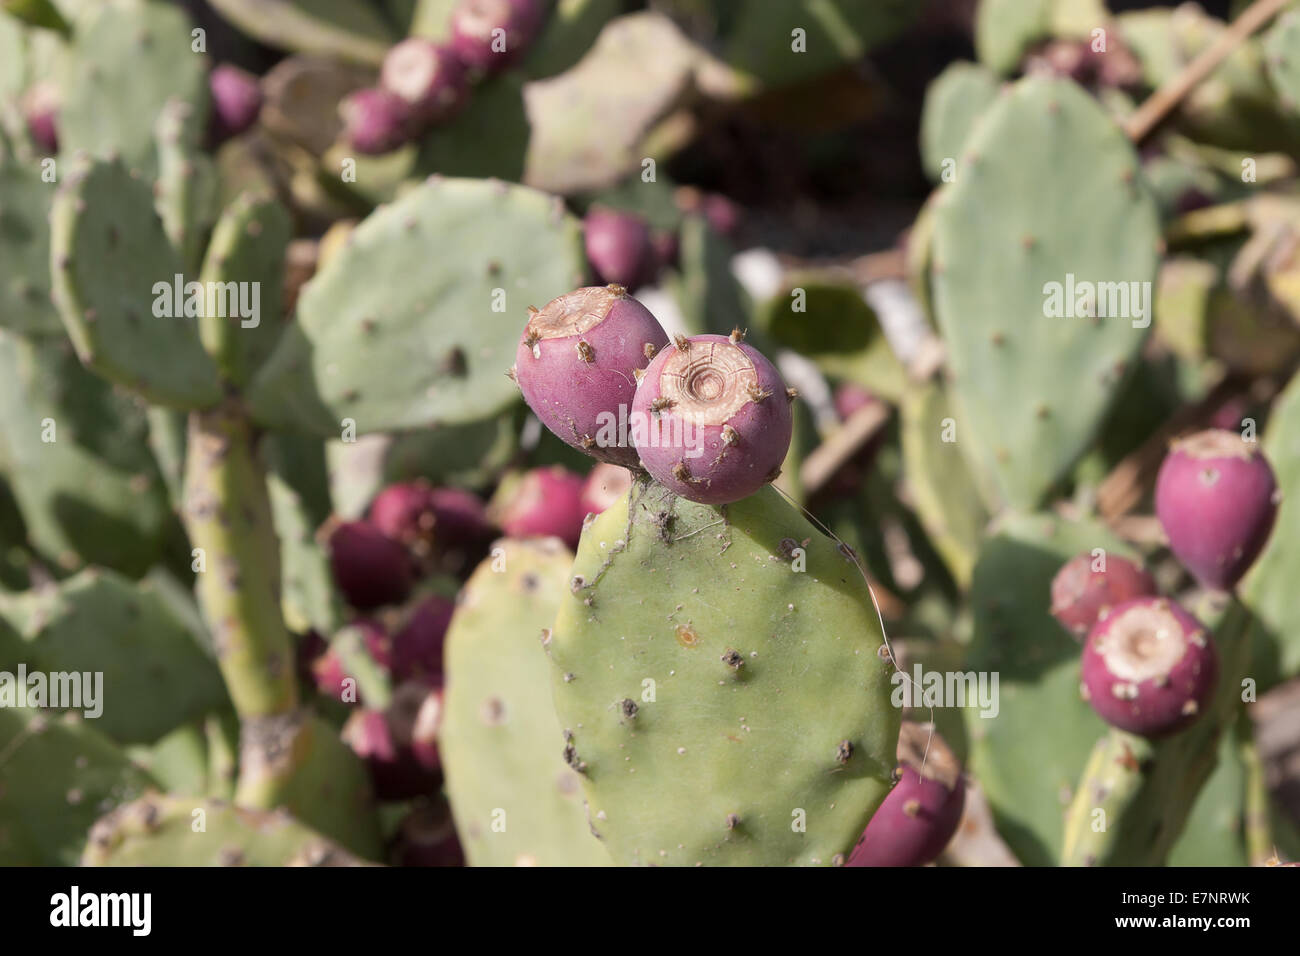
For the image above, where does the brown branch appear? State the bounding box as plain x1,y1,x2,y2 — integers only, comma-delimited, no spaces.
1122,0,1293,144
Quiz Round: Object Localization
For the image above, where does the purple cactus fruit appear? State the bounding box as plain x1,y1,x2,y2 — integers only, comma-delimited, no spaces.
1049,551,1158,641
326,520,415,610
1154,429,1279,590
583,206,657,291
310,618,392,702
391,594,455,686
702,193,742,238
449,0,543,74
392,797,464,867
22,82,59,154
379,39,468,126
342,682,443,800
208,64,262,143
512,284,669,467
339,87,414,155
580,462,633,517
846,723,965,867
631,332,794,505
368,480,438,551
489,466,587,551
1080,597,1219,738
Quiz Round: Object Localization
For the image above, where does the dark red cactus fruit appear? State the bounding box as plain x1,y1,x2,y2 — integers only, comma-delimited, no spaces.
310,618,392,702
489,466,586,551
392,797,464,867
1080,597,1219,739
208,64,262,143
368,480,438,551
449,0,544,74
391,594,455,686
846,723,965,867
512,285,668,468
1049,551,1158,641
426,486,494,548
22,82,58,154
342,682,443,800
326,520,415,610
580,462,633,517
339,87,414,155
583,206,657,291
379,39,468,127
702,193,742,239
631,332,794,505
1154,429,1279,590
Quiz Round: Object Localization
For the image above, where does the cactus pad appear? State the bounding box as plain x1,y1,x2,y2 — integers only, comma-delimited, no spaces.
547,479,899,866
248,176,584,435
0,158,60,334
441,537,611,866
930,76,1159,510
49,157,223,409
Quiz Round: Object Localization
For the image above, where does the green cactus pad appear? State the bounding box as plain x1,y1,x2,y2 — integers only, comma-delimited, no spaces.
899,381,987,590
523,0,620,80
154,98,220,276
0,330,172,575
0,707,157,865
963,511,1129,867
442,537,611,867
1266,10,1300,117
57,0,209,179
206,0,394,66
1241,371,1300,689
198,192,292,389
548,479,899,866
82,794,369,866
416,71,529,185
0,158,61,334
975,0,1051,75
1166,728,1249,867
49,157,223,409
247,176,585,436
1,0,71,36
930,75,1159,510
919,61,1000,183
0,568,228,745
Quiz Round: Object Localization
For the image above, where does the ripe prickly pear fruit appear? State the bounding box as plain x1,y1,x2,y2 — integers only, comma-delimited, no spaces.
1049,552,1158,641
1080,597,1219,738
311,618,392,701
426,487,494,549
580,462,632,517
583,206,657,291
512,285,668,467
369,480,438,551
392,797,464,867
326,520,415,610
379,39,468,126
489,466,586,550
847,723,965,867
208,64,262,143
1154,429,1279,590
392,594,455,686
632,332,794,504
449,0,543,74
339,87,413,155
342,682,442,800
22,82,58,154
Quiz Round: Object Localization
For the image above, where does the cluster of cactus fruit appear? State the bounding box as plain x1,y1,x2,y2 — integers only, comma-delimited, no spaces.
2,0,1300,869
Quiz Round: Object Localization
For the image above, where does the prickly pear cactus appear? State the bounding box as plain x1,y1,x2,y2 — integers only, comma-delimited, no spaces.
49,156,222,409
0,158,60,334
56,0,209,178
919,62,1000,184
0,707,156,865
248,177,585,435
0,567,228,744
82,794,369,866
206,0,395,66
930,75,1160,510
547,479,899,866
963,511,1128,867
1266,8,1300,115
441,537,611,867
